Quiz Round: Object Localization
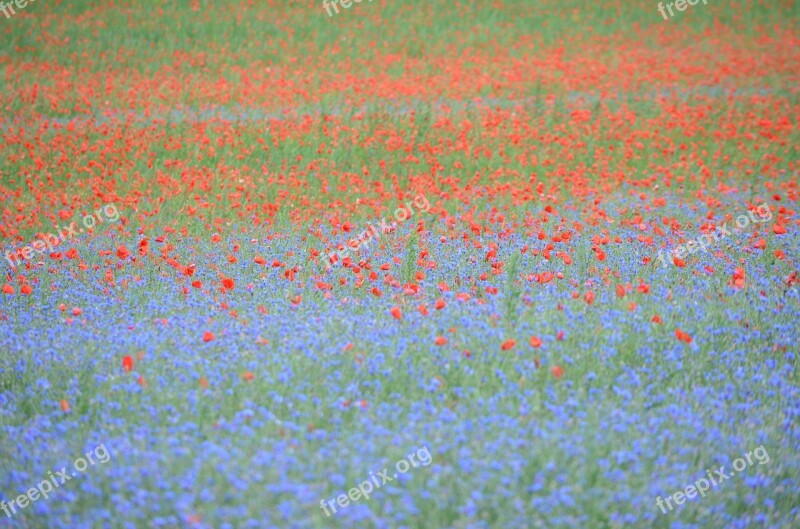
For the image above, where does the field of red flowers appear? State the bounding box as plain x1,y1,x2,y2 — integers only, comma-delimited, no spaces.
1,1,799,528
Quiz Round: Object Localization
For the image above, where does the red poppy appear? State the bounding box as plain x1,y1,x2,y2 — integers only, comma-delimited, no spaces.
675,328,693,343
731,267,746,289
584,290,595,305
530,335,542,348
390,306,402,320
122,356,134,372
434,336,448,346
551,365,564,379
203,331,215,342
501,339,516,350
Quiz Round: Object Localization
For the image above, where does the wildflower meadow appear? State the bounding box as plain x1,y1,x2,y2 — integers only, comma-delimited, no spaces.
1,1,798,528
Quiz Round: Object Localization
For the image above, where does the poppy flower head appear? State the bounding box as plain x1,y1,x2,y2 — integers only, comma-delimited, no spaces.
501,339,516,350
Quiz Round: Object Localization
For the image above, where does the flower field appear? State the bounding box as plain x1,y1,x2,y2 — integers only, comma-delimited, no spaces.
1,1,799,528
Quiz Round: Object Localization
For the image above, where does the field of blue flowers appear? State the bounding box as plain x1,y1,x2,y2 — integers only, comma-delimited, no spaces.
2,190,798,528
